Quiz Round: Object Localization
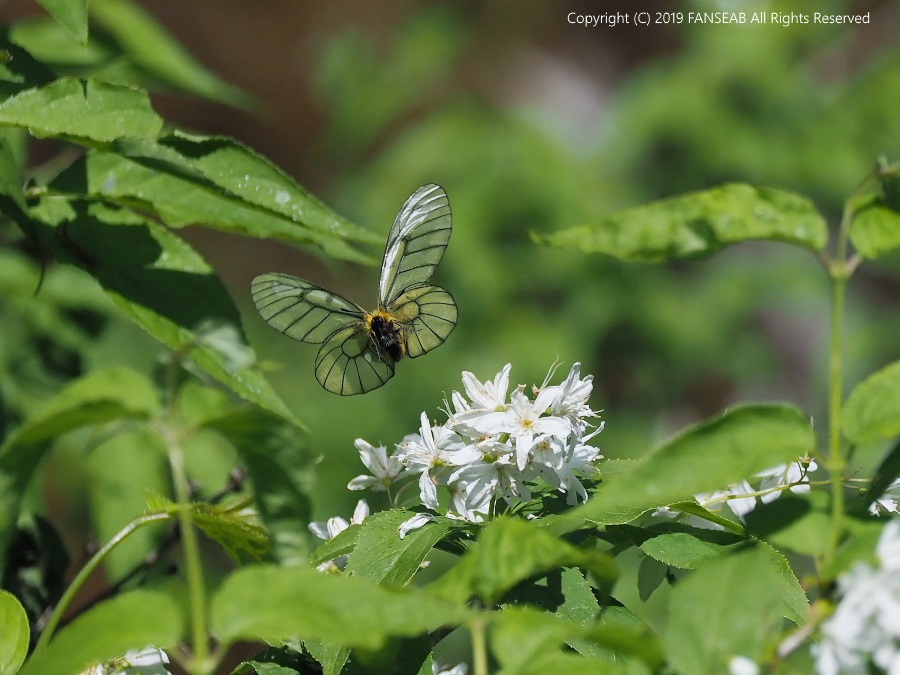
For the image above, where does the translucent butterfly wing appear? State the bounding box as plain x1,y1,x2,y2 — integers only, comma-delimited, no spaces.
379,184,452,307
388,284,457,358
251,273,364,343
315,324,395,395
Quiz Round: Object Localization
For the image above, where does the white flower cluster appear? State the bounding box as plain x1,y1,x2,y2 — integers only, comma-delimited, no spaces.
814,519,900,674
348,363,604,525
308,499,370,572
82,647,171,675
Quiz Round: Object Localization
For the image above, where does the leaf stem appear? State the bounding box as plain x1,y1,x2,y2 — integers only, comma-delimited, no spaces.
34,512,172,651
166,429,211,672
470,615,489,675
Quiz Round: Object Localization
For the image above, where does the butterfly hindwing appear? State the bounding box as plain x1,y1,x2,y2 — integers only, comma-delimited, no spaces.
379,184,452,307
388,284,457,358
251,273,365,343
315,323,395,395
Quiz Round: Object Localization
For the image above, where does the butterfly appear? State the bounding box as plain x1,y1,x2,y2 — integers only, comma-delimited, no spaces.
251,184,457,395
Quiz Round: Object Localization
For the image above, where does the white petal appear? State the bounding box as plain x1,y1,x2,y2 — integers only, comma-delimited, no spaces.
398,513,435,539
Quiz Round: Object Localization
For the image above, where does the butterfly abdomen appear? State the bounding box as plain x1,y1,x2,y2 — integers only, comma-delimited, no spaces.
367,311,406,363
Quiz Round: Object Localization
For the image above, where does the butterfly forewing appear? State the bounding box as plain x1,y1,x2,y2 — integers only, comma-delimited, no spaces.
389,284,457,358
251,273,365,343
379,184,452,307
315,324,395,395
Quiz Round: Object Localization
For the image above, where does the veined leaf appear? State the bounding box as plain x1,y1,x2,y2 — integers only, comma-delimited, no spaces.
534,183,828,262
572,404,815,524
428,517,617,606
850,159,900,258
48,133,377,262
35,0,88,44
30,197,300,425
0,76,162,141
18,590,181,675
845,360,900,444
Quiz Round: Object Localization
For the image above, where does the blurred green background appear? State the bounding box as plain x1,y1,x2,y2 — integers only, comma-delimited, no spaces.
2,0,898,530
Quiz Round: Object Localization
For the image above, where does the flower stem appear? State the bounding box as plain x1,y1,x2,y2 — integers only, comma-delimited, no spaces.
35,512,172,651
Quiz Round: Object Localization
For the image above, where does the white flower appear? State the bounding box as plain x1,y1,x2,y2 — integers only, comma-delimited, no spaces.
758,460,817,504
870,479,900,517
813,519,900,674
309,500,369,572
398,513,435,539
697,481,757,519
83,647,172,675
542,362,597,423
457,388,570,470
433,661,468,675
461,363,511,410
347,439,407,491
728,655,759,675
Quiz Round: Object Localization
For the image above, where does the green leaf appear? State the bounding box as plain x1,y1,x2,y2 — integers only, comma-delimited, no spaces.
18,590,182,675
0,77,162,141
87,427,170,580
534,183,828,262
850,205,900,259
0,32,57,98
844,360,900,444
664,544,806,675
344,510,459,584
211,565,472,651
640,530,742,570
202,409,312,565
428,517,617,606
745,492,832,556
572,404,815,523
0,367,158,571
0,590,29,675
89,0,251,107
32,198,300,425
49,134,377,262
35,0,88,45
192,502,271,562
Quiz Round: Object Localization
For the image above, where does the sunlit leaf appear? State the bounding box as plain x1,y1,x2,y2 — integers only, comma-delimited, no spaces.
844,360,900,444
428,517,617,606
572,404,815,524
0,77,162,141
18,590,181,675
534,183,828,262
0,590,29,675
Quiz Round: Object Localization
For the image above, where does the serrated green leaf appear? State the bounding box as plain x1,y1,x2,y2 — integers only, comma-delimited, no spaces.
665,544,806,675
0,589,29,675
18,590,181,675
35,0,88,45
202,409,312,565
845,360,900,444
572,404,815,524
640,531,742,570
89,0,251,107
745,491,831,556
49,135,377,262
429,517,617,606
534,183,828,262
211,565,472,651
192,502,270,562
345,510,459,585
0,77,162,141
30,198,300,425
0,366,158,571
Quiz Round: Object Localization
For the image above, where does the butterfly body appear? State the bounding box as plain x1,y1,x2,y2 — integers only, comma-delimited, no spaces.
366,309,406,363
251,184,457,395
